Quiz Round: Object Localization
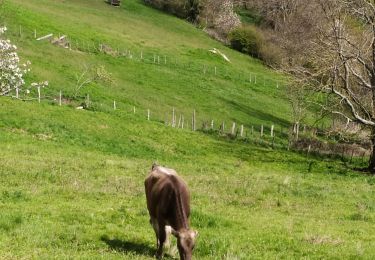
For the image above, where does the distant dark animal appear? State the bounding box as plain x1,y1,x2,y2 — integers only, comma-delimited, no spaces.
145,164,198,260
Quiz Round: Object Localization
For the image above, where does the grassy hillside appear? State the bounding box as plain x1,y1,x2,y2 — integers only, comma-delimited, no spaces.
1,0,374,259
1,0,289,129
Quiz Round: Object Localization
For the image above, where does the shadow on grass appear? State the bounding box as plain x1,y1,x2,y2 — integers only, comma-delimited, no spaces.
101,235,155,257
219,97,291,127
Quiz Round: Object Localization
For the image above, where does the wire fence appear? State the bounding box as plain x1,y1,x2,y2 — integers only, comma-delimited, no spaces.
2,24,372,167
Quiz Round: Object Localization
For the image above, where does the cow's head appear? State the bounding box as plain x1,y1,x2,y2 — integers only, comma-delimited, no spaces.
172,228,198,260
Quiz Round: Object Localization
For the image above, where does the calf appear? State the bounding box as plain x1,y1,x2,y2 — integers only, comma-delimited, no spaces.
145,164,198,260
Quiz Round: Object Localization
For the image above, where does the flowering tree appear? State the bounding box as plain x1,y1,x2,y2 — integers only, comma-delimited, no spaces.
0,26,30,96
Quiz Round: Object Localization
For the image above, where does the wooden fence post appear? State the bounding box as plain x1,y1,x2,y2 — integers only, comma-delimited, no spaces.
192,109,196,131
86,94,90,108
172,108,175,127
37,86,41,103
271,125,274,137
147,109,150,120
133,106,136,114
211,120,214,129
231,122,236,135
34,29,37,39
240,125,244,137
181,115,184,129
113,100,116,110
59,90,62,106
296,122,300,141
260,125,264,137
178,114,182,128
16,87,19,99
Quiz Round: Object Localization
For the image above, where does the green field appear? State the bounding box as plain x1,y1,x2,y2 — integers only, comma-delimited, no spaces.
1,0,374,259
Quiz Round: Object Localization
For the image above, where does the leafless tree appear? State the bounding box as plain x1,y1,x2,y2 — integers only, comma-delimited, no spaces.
74,64,113,97
289,0,375,173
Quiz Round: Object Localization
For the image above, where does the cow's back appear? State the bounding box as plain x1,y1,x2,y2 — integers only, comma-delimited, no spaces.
145,166,190,226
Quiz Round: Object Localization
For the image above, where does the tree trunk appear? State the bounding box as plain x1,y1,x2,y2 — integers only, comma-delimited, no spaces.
369,127,375,174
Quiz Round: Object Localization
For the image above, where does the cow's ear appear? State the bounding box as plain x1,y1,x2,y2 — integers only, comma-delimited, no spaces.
171,228,179,238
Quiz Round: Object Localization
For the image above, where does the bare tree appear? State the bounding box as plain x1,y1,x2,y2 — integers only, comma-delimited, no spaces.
74,64,113,97
290,0,375,173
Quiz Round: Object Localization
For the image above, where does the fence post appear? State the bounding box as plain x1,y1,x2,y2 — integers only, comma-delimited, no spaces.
260,125,264,138
307,145,311,156
231,122,236,135
296,122,300,141
178,114,182,128
37,86,41,103
16,87,19,99
192,109,196,131
133,106,136,114
211,120,214,130
214,66,217,76
19,25,22,37
271,125,274,137
86,94,90,108
181,115,184,129
113,100,116,110
59,90,62,106
34,29,37,39
240,125,244,137
147,109,150,120
172,108,175,127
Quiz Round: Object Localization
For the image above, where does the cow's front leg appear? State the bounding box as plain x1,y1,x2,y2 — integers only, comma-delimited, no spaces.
156,222,166,259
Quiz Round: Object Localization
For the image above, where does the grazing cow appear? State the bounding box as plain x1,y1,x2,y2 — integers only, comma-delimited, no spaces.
145,164,198,260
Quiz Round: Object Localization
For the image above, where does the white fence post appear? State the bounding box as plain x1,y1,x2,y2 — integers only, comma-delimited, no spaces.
231,122,236,135
37,86,41,103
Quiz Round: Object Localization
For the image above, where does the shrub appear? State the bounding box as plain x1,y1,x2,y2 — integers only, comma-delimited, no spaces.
228,25,264,58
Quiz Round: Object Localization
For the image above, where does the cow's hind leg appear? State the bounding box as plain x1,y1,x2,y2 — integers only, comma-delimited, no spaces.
156,222,166,259
150,218,160,248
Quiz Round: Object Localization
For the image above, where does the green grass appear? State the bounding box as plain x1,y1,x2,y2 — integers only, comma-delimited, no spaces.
1,0,375,259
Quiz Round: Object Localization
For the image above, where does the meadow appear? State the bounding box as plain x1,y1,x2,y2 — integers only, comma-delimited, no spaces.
0,0,374,258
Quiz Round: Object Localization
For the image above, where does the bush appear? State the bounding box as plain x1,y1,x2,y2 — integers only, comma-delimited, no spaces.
144,0,193,19
228,25,264,58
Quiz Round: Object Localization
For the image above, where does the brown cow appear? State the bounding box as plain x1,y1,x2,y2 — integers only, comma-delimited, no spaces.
145,164,198,260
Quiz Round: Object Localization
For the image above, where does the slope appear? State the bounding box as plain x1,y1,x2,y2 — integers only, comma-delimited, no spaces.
0,0,374,259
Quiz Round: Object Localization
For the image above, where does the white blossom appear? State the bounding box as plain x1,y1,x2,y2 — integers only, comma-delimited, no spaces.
0,26,31,96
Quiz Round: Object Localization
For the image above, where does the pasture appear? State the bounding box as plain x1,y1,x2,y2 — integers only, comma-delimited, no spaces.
0,0,374,258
